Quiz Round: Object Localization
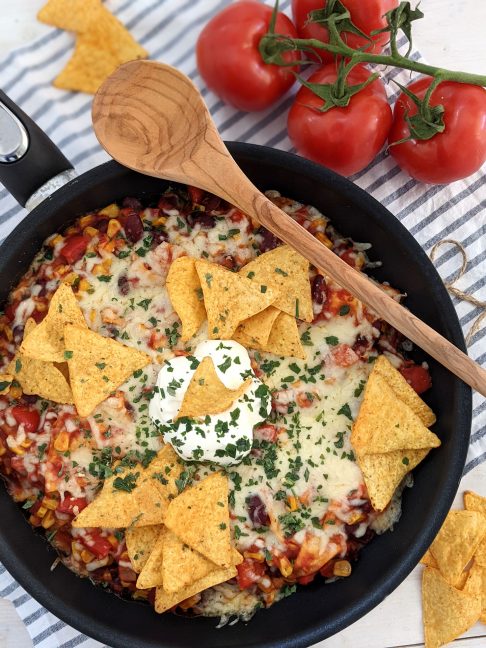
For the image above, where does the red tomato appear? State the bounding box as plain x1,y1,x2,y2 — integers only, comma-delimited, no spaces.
236,558,267,589
197,1,300,112
292,0,398,63
389,78,486,184
82,531,112,559
11,406,40,433
399,363,432,394
60,235,89,264
188,186,204,204
288,64,392,175
57,496,88,515
331,344,359,367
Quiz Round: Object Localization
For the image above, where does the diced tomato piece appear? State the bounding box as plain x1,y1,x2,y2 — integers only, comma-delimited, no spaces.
399,363,432,394
11,405,40,433
298,573,316,585
60,235,89,264
331,344,359,368
82,531,112,559
118,565,138,583
57,496,87,515
236,558,266,589
254,424,279,443
188,186,204,204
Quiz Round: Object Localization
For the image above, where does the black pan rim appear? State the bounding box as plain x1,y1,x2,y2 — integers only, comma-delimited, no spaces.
0,143,472,648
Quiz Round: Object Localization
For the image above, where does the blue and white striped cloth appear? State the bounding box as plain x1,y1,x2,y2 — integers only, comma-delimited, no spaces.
0,1,485,646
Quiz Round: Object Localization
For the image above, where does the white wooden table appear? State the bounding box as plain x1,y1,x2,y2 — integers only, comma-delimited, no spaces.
1,1,485,647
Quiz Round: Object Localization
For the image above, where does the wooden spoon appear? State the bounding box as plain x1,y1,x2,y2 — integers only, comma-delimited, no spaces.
92,59,486,397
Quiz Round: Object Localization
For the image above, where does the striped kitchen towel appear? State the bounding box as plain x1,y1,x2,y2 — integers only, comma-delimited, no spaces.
0,1,485,646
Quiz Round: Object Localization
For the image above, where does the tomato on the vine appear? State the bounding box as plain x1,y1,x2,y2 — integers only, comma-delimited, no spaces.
389,78,486,184
196,1,300,112
287,64,392,176
291,0,399,63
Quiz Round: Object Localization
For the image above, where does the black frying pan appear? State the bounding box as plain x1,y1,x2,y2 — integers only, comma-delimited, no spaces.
0,91,471,648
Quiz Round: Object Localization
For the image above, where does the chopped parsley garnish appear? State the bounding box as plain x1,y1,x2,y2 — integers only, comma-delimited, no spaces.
325,336,339,346
137,298,152,311
63,350,73,360
337,403,352,420
15,359,22,373
218,357,232,373
205,273,213,287
278,513,305,537
339,304,350,316
295,299,300,318
274,267,288,276
260,285,267,293
97,275,112,282
402,456,409,465
95,362,106,370
354,380,366,398
300,328,312,346
247,271,255,279
165,322,180,348
113,472,139,493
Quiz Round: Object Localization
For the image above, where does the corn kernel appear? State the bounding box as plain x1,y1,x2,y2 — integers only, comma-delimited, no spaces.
90,309,97,324
81,549,95,563
11,445,25,456
65,226,78,236
20,439,32,448
153,216,167,227
78,278,91,292
0,441,6,457
54,431,70,452
79,215,94,228
37,505,47,518
41,510,56,529
278,556,293,578
35,301,48,312
29,514,41,526
102,257,112,270
83,226,99,238
9,386,23,399
92,263,103,275
43,497,58,510
244,551,264,562
63,272,79,286
316,232,333,248
99,203,120,218
347,511,364,525
333,560,352,577
287,496,299,512
107,534,118,547
102,240,116,254
50,234,64,247
107,219,122,238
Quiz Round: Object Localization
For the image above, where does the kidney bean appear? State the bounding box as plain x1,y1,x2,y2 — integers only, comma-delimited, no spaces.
202,194,229,213
123,210,143,243
258,227,280,252
187,211,216,229
247,494,270,527
152,230,169,245
352,335,370,357
122,197,142,210
95,218,109,233
311,275,326,304
12,325,25,342
117,274,130,296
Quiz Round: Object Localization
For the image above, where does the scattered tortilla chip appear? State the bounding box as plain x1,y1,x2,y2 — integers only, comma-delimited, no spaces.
136,527,166,589
166,257,206,342
420,550,438,569
73,445,182,528
155,564,237,614
422,567,481,648
351,373,440,455
233,306,280,349
162,530,217,593
265,311,306,359
37,0,101,31
126,524,162,574
64,324,149,417
240,246,312,322
0,373,13,395
429,510,486,585
462,562,485,602
20,284,87,363
374,355,436,427
195,259,277,339
8,319,73,404
165,472,232,568
464,491,486,567
357,448,429,512
177,357,251,420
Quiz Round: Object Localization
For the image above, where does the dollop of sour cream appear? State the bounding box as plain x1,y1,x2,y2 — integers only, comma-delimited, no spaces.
149,340,271,466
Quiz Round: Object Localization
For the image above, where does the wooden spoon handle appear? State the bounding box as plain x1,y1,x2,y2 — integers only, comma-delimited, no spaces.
226,173,486,398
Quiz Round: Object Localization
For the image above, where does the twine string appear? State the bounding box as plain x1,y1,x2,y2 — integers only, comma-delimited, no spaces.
429,239,486,346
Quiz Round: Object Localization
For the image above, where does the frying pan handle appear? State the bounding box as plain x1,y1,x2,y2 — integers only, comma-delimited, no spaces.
0,90,73,207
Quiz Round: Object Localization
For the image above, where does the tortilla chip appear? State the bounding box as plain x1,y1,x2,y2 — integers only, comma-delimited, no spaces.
351,373,440,455
422,567,481,648
374,355,436,427
462,561,486,602
64,324,149,417
195,259,277,339
20,284,87,362
177,356,251,420
357,448,429,512
264,311,306,359
420,550,438,569
165,472,232,568
37,0,101,31
73,445,182,528
162,530,217,593
464,491,486,567
233,306,280,349
240,246,313,322
136,527,166,589
430,510,486,585
0,373,14,395
155,564,237,614
126,524,162,573
166,257,206,342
